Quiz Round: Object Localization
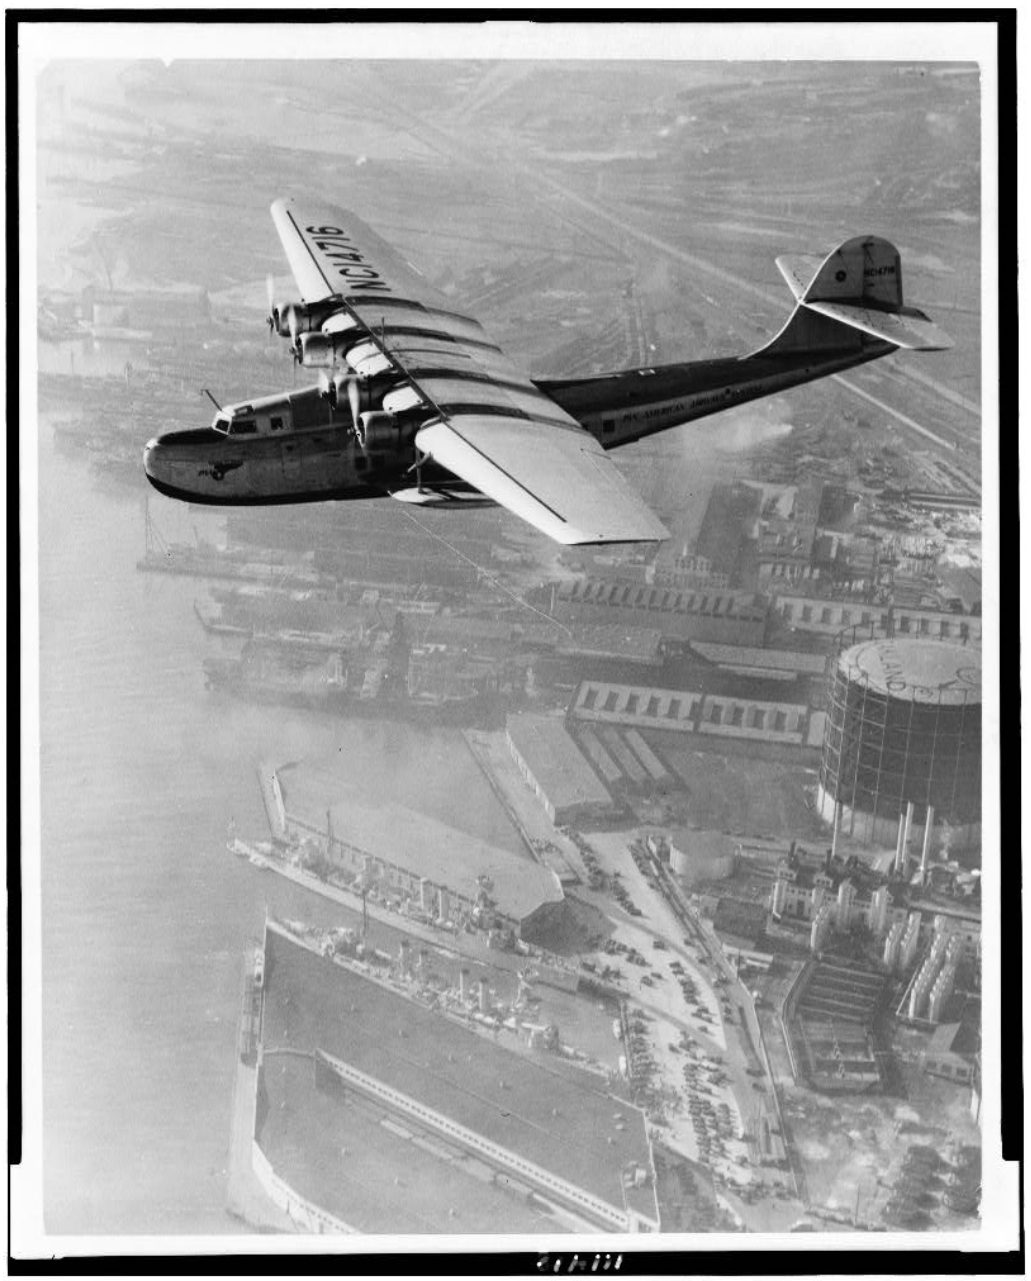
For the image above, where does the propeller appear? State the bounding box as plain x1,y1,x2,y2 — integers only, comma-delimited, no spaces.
265,274,278,335
317,368,363,434
287,306,302,362
347,374,361,432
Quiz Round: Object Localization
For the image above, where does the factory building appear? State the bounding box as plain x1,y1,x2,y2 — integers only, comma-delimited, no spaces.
770,849,981,970
785,959,886,1092
407,644,496,704
818,639,981,845
277,767,564,942
556,623,663,667
693,481,765,582
574,679,820,748
922,1022,978,1084
897,912,978,1025
772,596,983,644
506,713,620,826
541,578,768,647
651,551,730,592
770,862,910,938
687,641,829,684
256,924,660,1232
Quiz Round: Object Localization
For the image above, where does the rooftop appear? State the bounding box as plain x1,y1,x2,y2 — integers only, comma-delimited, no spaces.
261,926,657,1224
664,829,738,861
560,623,663,663
279,767,564,922
689,641,828,678
258,1052,567,1233
506,713,615,812
712,897,767,945
556,578,767,620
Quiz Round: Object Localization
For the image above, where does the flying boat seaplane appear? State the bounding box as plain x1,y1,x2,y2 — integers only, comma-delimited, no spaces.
143,198,951,545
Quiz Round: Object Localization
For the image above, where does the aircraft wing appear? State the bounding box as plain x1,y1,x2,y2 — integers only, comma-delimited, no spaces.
271,198,669,545
414,417,669,545
271,198,454,309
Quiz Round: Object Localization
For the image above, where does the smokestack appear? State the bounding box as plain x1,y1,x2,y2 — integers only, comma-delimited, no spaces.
894,813,907,875
920,806,935,876
459,968,470,1001
902,802,915,873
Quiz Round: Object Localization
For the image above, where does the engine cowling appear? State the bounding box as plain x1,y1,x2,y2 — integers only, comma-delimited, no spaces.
318,371,351,409
357,410,400,454
319,373,397,419
274,299,341,340
299,330,347,368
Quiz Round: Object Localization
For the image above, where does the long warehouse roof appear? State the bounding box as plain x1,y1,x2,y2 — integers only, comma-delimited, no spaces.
262,926,656,1223
279,768,563,922
506,713,614,811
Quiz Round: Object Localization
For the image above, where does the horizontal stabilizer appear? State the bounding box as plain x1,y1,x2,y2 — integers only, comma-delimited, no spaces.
415,416,669,546
805,300,952,351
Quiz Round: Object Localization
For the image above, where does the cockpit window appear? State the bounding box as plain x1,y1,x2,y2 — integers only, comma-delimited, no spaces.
230,419,258,435
213,414,231,435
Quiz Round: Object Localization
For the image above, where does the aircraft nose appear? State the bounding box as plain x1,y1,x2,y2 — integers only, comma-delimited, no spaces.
143,435,177,497
143,436,160,479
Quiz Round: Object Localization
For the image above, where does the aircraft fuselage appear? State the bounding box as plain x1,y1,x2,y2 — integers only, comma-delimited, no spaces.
144,341,891,508
540,343,892,450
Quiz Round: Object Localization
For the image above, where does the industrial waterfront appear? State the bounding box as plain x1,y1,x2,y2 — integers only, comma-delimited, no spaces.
29,49,991,1245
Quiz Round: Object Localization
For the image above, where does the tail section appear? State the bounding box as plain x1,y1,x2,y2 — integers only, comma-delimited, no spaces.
757,235,952,357
779,234,904,308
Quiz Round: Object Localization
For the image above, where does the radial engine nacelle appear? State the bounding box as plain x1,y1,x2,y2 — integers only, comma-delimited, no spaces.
318,369,396,414
271,298,343,341
299,329,349,368
357,410,401,454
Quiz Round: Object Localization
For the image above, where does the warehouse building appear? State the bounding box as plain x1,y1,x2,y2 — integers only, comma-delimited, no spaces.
277,767,564,941
687,641,828,684
256,924,660,1232
573,681,821,749
506,713,620,826
541,578,769,646
773,596,983,644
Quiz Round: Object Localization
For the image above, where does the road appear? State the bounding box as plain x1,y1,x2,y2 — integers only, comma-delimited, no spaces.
832,374,961,452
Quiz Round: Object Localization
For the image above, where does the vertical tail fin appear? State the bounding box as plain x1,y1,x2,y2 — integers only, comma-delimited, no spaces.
779,235,904,307
758,235,951,355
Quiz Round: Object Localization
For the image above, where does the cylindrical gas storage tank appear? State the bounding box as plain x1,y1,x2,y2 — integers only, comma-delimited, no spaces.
668,831,737,886
817,638,981,846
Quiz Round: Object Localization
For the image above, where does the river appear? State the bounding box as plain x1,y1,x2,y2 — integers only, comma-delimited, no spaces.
36,417,521,1234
